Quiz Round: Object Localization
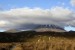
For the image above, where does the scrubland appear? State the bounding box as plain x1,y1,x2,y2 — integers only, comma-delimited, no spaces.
0,31,75,50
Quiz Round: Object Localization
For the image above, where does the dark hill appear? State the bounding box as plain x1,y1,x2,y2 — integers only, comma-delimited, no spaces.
0,31,75,42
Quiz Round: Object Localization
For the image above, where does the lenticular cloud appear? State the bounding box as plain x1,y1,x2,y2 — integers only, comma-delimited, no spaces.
0,6,75,29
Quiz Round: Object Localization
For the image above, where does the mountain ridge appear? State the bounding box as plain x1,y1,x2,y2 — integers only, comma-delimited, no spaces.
5,24,66,33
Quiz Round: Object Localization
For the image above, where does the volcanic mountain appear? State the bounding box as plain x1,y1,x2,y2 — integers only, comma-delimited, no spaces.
5,24,66,33
35,24,66,32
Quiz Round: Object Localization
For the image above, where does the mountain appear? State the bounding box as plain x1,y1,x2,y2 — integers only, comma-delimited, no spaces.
5,29,20,33
5,24,66,33
35,24,66,32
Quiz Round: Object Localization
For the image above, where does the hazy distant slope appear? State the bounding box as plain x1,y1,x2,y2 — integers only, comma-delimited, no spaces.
5,29,20,33
5,24,66,33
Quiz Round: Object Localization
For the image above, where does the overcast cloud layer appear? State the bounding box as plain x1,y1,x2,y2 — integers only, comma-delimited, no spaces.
0,6,75,30
70,0,75,6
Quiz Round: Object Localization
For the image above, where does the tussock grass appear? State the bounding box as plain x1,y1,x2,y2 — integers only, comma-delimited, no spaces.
0,31,75,50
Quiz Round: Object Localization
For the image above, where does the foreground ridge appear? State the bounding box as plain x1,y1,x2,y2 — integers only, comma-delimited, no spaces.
0,31,75,50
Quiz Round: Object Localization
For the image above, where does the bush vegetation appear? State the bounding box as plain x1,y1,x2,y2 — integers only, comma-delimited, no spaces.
0,31,75,50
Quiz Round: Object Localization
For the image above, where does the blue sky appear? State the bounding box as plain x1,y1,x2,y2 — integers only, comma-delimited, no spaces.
65,26,75,31
0,0,73,10
0,0,75,31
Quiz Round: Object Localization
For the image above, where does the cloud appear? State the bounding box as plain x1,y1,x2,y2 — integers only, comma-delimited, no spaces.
70,0,75,6
0,6,75,30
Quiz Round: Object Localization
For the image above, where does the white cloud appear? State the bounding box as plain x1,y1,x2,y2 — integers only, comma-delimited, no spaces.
0,7,75,30
70,0,75,6
0,21,8,26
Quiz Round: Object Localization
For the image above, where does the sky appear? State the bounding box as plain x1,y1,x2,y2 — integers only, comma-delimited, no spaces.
0,0,74,10
0,0,75,31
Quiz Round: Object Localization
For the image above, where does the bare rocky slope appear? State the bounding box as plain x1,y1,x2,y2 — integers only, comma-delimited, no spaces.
35,24,66,32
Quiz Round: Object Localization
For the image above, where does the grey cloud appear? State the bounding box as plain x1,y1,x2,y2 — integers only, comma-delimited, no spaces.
0,7,75,30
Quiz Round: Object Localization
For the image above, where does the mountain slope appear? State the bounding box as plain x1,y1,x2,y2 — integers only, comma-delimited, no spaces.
35,24,66,32
5,24,66,32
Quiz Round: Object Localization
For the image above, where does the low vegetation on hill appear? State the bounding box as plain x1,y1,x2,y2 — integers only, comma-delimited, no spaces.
0,31,75,50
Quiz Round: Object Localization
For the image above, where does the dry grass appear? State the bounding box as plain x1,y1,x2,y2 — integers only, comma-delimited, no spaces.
0,35,75,50
22,35,75,50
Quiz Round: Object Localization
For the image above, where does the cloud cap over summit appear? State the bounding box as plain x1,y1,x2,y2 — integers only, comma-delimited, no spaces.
0,6,75,30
